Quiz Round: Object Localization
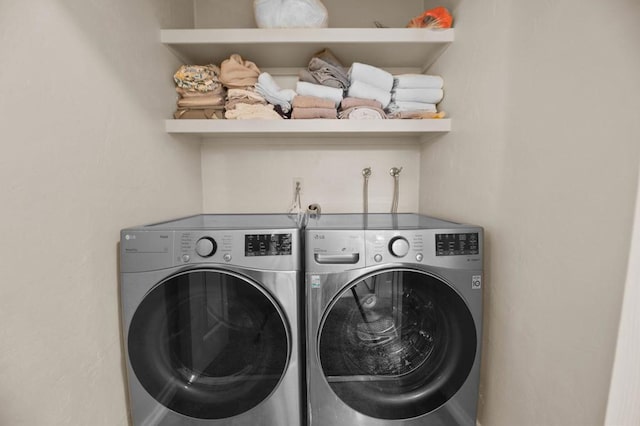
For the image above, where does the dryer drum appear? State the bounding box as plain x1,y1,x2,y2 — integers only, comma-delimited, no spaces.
318,270,477,420
127,270,290,420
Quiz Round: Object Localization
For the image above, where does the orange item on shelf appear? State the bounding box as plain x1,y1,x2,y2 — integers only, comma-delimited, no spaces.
406,6,453,29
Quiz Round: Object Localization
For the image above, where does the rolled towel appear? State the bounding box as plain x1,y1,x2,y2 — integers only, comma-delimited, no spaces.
291,107,337,119
349,62,394,92
387,101,437,113
347,80,392,108
296,81,343,106
393,74,444,89
339,106,387,120
392,88,443,104
292,95,336,109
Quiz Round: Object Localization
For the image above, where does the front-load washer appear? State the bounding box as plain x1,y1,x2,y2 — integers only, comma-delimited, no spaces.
305,213,483,426
120,214,303,426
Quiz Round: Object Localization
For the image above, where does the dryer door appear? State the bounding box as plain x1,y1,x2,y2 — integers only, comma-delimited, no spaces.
127,269,290,420
318,269,477,420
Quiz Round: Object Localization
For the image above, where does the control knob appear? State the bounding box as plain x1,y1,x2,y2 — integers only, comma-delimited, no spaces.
389,236,410,258
195,237,217,257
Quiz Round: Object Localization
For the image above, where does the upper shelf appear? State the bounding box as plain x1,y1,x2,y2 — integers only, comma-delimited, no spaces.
161,28,454,70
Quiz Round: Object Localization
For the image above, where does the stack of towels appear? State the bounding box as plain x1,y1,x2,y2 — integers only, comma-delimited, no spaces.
220,54,281,120
388,74,445,119
346,62,394,111
293,48,346,118
173,64,225,119
291,95,337,119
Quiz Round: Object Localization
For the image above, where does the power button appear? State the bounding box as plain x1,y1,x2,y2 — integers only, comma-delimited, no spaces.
374,254,383,262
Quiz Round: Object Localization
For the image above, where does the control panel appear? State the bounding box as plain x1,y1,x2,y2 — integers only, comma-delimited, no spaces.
435,233,479,256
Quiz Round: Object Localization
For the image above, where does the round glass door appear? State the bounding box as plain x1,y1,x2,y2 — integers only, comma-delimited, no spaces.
128,270,289,419
318,269,476,420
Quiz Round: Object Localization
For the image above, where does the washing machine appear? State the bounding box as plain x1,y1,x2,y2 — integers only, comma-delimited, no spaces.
120,214,303,426
305,213,483,426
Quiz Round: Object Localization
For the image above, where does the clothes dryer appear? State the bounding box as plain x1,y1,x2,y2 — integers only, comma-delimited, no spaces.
305,214,483,426
120,214,303,426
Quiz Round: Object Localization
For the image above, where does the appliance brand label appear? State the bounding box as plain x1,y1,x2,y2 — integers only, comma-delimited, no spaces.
472,275,482,290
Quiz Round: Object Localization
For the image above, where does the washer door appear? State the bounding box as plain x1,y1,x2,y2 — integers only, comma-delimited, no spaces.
128,269,290,420
318,269,477,420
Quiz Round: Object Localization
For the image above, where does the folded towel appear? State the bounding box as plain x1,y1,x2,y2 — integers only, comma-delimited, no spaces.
393,74,444,89
291,107,337,119
225,103,283,120
314,48,346,68
219,54,261,88
308,57,349,89
298,69,320,85
339,106,387,120
292,95,336,109
340,97,383,110
387,110,446,119
174,64,222,93
349,62,394,92
255,72,296,113
296,81,343,106
392,88,444,104
176,86,225,97
177,96,225,108
174,108,223,119
386,101,437,113
347,80,391,108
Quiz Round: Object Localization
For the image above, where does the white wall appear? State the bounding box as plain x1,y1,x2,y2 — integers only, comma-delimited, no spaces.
0,1,202,425
422,0,640,425
201,140,421,213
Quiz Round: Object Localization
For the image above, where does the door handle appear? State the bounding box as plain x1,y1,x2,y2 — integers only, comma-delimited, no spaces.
314,253,360,264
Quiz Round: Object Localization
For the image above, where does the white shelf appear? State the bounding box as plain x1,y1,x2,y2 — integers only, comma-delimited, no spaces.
165,119,451,139
161,28,454,70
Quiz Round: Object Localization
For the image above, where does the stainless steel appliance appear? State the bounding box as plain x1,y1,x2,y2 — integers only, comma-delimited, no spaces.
120,214,302,426
305,213,483,426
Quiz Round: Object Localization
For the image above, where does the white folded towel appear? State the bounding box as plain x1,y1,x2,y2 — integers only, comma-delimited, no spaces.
392,88,444,104
349,62,394,92
257,73,297,102
393,74,444,89
347,80,392,108
387,101,437,113
295,81,343,106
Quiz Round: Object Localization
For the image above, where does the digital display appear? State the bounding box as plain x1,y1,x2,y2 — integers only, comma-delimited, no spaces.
245,233,292,256
435,233,479,256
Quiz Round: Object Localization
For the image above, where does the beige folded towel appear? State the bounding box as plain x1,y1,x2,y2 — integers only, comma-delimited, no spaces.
291,107,337,119
176,86,225,97
174,108,223,119
177,96,225,108
224,103,283,120
340,97,383,110
292,95,335,109
219,54,261,88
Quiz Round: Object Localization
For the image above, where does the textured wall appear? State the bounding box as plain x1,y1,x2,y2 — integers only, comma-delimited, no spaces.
0,1,201,425
421,0,640,425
